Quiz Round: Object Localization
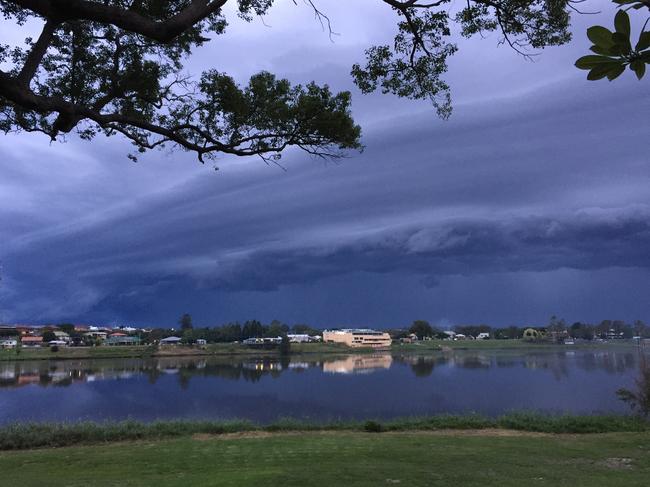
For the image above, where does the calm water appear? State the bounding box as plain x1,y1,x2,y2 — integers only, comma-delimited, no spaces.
0,349,645,423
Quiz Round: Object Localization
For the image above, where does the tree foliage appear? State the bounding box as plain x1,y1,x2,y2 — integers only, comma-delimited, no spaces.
0,0,587,163
408,320,434,339
179,313,193,331
576,8,650,80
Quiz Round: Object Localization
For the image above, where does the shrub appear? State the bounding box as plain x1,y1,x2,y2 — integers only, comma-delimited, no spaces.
363,420,383,433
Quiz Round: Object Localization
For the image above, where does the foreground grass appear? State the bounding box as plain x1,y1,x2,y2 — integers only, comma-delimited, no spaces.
1,414,649,450
1,430,649,486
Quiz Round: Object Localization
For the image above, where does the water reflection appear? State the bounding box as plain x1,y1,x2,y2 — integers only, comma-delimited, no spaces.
0,350,643,389
1,349,647,423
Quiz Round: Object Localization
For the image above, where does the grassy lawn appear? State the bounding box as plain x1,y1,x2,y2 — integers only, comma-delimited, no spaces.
394,339,640,353
1,431,649,486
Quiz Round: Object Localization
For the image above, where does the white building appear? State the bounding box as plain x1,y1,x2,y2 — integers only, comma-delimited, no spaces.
323,329,392,349
0,338,18,349
287,334,310,343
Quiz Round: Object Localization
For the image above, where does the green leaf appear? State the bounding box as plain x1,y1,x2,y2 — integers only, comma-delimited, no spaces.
587,63,624,80
636,32,650,51
614,10,631,37
612,32,632,53
630,60,646,79
587,26,615,47
575,55,619,69
590,45,617,56
607,64,626,80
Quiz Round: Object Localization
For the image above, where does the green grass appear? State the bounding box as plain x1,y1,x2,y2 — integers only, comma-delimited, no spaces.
1,414,648,450
1,431,649,486
394,339,641,352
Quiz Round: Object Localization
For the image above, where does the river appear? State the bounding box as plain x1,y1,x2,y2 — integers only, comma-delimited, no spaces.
0,348,645,423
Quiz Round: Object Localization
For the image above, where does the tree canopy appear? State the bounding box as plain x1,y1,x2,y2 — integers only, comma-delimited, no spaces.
0,0,645,165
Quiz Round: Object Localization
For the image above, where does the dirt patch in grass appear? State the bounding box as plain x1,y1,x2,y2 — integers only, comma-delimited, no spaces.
386,429,553,438
600,457,633,469
192,429,554,442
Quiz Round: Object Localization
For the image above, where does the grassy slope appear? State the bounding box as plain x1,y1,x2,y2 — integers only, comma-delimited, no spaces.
1,431,649,486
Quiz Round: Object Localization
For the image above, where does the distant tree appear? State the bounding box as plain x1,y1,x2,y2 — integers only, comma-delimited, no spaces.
634,320,647,338
547,316,567,333
242,320,265,339
597,320,613,338
279,334,291,356
57,323,75,334
266,320,290,338
179,313,193,332
41,330,56,343
570,322,594,340
409,320,434,340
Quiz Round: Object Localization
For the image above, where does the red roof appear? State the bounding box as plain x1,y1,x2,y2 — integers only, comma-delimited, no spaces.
21,336,43,343
110,332,127,337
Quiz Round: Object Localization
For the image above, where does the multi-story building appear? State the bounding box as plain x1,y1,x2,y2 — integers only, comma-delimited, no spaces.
322,329,392,349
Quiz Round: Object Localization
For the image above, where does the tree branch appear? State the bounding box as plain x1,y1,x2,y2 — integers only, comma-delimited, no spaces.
17,19,59,87
9,0,230,42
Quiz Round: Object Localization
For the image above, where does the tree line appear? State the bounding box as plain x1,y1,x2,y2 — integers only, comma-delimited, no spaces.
392,317,650,340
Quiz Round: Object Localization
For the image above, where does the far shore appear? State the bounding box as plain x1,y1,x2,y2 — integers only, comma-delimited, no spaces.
0,339,643,362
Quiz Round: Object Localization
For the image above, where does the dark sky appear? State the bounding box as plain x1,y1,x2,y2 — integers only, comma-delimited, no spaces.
1,1,649,328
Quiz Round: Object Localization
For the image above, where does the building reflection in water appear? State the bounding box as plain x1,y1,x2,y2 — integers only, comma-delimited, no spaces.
322,354,392,374
0,349,647,388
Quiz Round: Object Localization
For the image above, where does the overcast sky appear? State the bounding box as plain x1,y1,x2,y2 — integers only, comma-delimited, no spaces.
1,1,649,328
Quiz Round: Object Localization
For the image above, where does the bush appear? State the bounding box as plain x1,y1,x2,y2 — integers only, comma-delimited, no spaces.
363,420,383,433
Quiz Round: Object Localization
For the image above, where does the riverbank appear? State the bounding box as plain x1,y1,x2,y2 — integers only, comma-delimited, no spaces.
0,339,640,362
1,428,648,486
1,414,648,450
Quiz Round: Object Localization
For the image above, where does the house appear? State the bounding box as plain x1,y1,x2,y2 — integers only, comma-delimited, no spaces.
105,336,141,346
160,336,182,345
322,329,392,349
21,336,43,347
196,339,207,346
476,332,491,340
0,338,18,349
85,331,108,340
287,334,310,343
53,331,70,342
443,331,456,340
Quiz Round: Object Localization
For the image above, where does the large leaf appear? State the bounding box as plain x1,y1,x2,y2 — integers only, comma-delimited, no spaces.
636,32,650,52
630,60,646,80
587,26,615,47
614,10,631,37
587,63,624,80
606,64,626,80
575,55,619,69
590,45,617,56
612,32,632,53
